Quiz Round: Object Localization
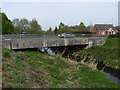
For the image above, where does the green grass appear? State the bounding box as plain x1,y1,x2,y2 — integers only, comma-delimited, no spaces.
2,48,120,88
73,38,120,69
2,48,14,58
2,51,11,58
103,38,119,49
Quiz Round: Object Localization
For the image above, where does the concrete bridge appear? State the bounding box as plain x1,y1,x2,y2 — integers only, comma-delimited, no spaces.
2,34,108,49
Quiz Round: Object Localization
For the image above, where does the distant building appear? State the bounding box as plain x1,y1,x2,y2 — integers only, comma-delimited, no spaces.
115,26,120,33
118,1,120,26
92,24,117,35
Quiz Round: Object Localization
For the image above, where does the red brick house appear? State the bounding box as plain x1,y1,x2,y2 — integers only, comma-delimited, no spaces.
92,24,117,35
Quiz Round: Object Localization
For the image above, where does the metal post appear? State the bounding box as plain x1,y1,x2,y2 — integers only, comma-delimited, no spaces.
20,35,22,40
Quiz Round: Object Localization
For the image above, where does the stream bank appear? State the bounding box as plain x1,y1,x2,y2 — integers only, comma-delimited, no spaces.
13,44,120,86
69,54,120,86
39,46,120,86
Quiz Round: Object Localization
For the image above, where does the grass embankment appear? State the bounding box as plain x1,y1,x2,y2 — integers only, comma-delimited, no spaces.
73,38,120,69
2,48,119,88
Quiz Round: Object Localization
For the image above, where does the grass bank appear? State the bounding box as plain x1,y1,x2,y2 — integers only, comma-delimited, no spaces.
2,48,119,88
73,38,120,69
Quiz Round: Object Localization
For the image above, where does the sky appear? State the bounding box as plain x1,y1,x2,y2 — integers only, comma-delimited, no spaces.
1,0,120,2
1,1,119,30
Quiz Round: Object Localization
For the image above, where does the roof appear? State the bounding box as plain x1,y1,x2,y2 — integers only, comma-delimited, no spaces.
115,26,120,31
95,24,116,31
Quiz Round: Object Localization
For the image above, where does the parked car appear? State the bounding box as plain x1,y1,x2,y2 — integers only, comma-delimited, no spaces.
22,32,27,35
58,33,75,38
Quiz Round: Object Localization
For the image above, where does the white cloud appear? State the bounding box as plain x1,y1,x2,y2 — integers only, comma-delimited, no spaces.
1,0,120,2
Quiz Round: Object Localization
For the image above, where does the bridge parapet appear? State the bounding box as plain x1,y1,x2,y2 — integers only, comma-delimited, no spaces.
2,34,108,40
2,35,107,49
2,38,90,49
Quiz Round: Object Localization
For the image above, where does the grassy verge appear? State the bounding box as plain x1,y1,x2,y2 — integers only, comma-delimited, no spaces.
2,48,119,88
73,38,120,69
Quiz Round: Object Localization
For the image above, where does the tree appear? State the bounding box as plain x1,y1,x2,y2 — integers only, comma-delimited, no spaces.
12,18,30,34
79,22,86,31
19,18,29,32
49,27,52,31
12,18,21,34
12,18,42,34
59,22,65,29
1,13,14,34
46,27,53,34
28,19,42,34
54,27,58,34
85,26,90,32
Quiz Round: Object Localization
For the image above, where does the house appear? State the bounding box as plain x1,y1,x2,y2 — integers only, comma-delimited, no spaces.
115,26,120,33
92,24,117,35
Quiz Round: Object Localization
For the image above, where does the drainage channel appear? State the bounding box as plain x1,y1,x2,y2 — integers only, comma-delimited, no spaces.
39,47,120,86
104,72,120,86
14,47,120,86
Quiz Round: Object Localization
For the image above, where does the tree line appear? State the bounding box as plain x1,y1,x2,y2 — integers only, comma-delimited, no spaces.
12,18,42,34
0,12,42,35
1,12,92,35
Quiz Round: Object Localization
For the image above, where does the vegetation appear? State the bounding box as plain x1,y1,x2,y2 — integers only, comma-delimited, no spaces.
1,12,91,34
43,22,90,34
1,12,14,35
59,22,65,29
2,48,119,88
45,27,54,34
56,27,77,34
102,38,119,49
73,38,120,69
12,18,42,34
0,12,42,34
78,22,86,31
54,27,58,34
2,51,11,58
52,22,90,34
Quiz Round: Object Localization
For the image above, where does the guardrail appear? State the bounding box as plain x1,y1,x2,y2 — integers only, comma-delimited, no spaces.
2,34,108,40
2,34,58,40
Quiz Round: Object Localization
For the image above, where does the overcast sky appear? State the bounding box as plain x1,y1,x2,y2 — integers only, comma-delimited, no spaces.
1,1,119,30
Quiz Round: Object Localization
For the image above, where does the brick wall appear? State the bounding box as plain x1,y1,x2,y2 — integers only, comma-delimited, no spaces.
91,26,100,34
